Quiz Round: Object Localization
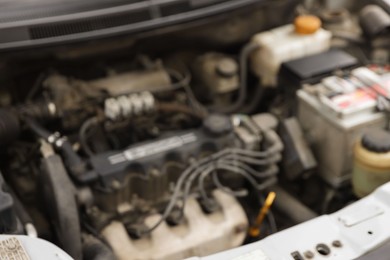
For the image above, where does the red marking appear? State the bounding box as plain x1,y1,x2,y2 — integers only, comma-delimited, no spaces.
372,84,388,96
339,101,351,108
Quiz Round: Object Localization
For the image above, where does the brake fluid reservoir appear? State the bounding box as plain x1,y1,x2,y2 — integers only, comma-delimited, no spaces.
250,15,332,86
352,129,390,198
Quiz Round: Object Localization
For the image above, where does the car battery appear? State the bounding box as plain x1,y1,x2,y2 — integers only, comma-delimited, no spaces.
297,67,390,187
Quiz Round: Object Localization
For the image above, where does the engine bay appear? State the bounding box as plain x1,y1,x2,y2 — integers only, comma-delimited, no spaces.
0,0,389,259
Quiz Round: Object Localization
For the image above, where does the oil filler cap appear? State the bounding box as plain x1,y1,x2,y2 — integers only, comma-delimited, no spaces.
203,114,232,136
362,128,390,153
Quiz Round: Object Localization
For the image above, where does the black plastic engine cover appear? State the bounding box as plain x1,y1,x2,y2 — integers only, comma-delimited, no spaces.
90,128,236,187
88,117,239,211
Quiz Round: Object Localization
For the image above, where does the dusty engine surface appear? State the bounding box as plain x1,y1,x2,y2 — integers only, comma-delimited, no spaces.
0,0,389,260
0,55,283,260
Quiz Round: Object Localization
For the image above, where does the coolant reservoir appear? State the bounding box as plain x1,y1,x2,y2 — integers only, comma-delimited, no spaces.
352,129,390,198
250,15,332,86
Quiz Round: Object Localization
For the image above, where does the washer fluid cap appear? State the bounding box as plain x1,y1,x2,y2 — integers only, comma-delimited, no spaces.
294,15,322,35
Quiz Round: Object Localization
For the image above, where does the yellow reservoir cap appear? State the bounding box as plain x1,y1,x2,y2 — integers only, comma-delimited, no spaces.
353,139,390,198
294,15,322,35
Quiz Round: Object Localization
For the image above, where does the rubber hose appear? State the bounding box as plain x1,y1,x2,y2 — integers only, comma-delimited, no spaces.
83,235,117,260
272,185,318,224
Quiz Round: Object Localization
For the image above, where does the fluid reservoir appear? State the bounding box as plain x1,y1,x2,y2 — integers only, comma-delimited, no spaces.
352,128,390,198
250,15,332,86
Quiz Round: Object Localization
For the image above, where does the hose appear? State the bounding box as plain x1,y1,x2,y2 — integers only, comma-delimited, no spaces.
210,42,260,114
79,117,100,157
157,102,205,119
24,117,52,140
25,117,89,178
240,85,266,114
165,68,208,117
8,188,37,237
82,235,117,260
272,185,318,224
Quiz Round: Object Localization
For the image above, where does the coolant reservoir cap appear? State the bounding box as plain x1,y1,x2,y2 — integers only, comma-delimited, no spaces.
203,114,233,136
362,129,390,153
294,15,322,35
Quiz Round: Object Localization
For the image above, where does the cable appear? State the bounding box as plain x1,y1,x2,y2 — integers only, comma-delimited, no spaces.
195,166,217,207
181,156,279,216
139,156,212,235
179,164,214,218
211,171,248,197
185,162,252,211
141,145,281,235
197,163,277,208
79,117,100,157
222,153,281,166
26,71,48,101
214,164,274,191
174,150,256,219
184,150,280,198
197,162,272,204
24,117,52,140
140,149,235,235
209,42,260,114
218,159,278,178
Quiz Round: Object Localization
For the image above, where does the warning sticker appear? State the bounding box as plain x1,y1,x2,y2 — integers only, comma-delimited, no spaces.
330,89,376,110
0,237,30,260
321,79,390,116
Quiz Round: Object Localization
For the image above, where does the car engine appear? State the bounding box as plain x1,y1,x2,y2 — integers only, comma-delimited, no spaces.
0,0,389,259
